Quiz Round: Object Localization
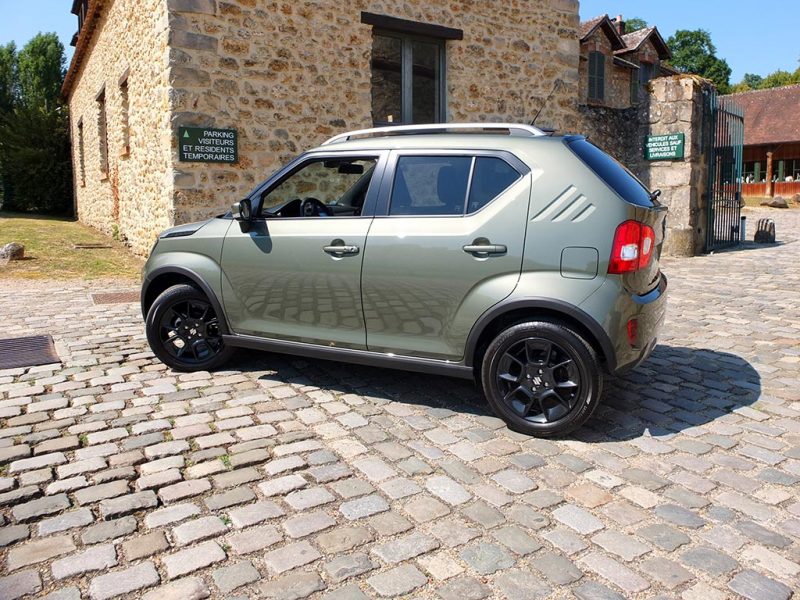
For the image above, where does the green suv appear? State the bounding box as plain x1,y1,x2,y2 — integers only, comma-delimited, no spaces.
142,123,667,437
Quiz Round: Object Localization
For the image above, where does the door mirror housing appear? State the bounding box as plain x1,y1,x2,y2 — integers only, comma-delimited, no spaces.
232,198,253,232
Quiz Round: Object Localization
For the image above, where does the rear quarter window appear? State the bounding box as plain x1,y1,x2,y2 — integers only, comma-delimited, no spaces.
569,139,654,207
467,157,521,213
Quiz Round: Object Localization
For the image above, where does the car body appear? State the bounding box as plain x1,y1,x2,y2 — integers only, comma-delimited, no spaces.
142,123,667,436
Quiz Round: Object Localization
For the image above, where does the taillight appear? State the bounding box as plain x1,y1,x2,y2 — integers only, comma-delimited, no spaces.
608,220,655,274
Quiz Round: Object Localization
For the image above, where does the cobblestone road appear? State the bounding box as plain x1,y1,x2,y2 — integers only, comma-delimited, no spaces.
1,207,799,600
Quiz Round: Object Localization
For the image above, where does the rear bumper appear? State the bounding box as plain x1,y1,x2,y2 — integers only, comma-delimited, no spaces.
611,272,668,375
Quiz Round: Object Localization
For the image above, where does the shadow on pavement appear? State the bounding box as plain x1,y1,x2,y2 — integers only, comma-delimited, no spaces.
235,343,760,442
580,344,761,442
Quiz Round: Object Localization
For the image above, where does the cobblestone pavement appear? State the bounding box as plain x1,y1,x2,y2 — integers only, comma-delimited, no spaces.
1,207,799,600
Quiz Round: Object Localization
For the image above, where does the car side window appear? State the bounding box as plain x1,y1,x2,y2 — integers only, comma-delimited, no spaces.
389,156,472,216
259,157,377,218
467,157,522,213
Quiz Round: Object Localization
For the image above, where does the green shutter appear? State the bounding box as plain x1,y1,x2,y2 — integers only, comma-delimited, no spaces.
588,52,605,101
597,52,605,100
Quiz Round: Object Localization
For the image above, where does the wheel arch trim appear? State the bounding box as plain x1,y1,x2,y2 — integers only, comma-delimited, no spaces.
141,266,231,335
464,297,616,371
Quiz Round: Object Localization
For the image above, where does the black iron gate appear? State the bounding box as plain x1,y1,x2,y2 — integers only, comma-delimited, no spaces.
704,91,745,251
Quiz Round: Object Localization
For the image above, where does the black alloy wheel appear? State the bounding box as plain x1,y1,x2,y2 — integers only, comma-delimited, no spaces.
146,284,235,371
159,298,223,364
481,320,602,437
496,337,581,424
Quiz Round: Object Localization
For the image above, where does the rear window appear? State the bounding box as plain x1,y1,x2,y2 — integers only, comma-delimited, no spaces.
569,139,653,207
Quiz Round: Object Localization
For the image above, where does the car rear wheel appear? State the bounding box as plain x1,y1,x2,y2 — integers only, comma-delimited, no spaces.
481,320,602,437
145,284,235,372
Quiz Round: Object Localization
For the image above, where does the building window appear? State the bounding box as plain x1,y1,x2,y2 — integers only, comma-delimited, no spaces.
96,87,108,177
588,51,605,102
371,31,445,126
638,62,654,92
588,51,605,101
76,118,86,187
743,161,762,183
630,62,639,104
119,72,130,156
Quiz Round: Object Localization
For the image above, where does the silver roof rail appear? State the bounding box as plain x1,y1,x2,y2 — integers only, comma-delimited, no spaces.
322,122,549,145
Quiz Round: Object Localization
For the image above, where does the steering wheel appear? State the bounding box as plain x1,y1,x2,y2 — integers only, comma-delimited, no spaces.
301,197,332,217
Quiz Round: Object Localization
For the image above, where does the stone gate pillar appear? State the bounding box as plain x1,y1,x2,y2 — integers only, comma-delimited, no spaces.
630,74,716,257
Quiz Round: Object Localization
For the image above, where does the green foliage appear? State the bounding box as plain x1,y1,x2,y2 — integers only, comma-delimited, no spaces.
0,105,73,214
624,18,648,33
731,67,800,92
0,42,17,114
761,69,800,88
0,32,72,215
666,29,732,94
742,73,764,89
17,33,65,112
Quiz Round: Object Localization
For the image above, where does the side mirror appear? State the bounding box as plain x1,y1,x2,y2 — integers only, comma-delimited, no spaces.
232,198,252,232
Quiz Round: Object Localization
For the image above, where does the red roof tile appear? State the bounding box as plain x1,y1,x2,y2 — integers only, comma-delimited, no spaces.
727,85,800,146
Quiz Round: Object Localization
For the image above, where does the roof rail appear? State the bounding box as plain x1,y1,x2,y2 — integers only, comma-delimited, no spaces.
322,123,549,145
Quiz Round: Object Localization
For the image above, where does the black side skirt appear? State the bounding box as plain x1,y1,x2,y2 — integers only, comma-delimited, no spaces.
222,334,473,380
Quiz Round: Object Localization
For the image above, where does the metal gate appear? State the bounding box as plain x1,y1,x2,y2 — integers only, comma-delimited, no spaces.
704,91,745,251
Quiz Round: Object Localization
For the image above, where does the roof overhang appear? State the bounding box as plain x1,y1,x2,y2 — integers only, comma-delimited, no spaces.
615,26,672,61
62,0,104,98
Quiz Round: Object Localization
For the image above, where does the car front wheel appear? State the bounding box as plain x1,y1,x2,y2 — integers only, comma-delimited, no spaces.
145,284,235,372
481,320,602,438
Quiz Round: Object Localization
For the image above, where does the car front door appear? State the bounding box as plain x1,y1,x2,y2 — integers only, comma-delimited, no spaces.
361,150,532,360
220,152,386,349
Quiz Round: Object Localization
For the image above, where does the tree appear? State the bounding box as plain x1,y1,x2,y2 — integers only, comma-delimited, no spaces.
742,73,763,89
0,33,72,215
760,69,799,89
624,18,648,34
731,67,800,92
0,42,17,114
667,29,732,94
17,33,65,112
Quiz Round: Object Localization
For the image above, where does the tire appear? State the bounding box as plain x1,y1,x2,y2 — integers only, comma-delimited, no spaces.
480,319,602,438
145,284,235,372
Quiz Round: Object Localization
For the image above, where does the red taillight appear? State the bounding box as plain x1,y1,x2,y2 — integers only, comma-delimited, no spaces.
608,220,655,274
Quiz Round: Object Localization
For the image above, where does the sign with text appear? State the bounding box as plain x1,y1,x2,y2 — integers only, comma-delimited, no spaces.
179,127,238,163
645,133,685,161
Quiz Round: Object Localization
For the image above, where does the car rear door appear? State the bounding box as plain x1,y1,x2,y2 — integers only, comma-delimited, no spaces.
361,150,532,360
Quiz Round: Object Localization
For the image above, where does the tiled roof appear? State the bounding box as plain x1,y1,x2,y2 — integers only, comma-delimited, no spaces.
611,26,671,60
579,14,625,50
726,84,800,146
579,15,606,39
618,28,652,51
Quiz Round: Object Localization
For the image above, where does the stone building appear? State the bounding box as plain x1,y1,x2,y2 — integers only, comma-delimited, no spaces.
578,14,673,111
64,0,581,254
728,84,800,199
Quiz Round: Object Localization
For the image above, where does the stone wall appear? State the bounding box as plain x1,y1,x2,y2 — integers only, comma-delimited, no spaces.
636,75,712,257
580,73,713,257
68,0,174,255
165,0,581,226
